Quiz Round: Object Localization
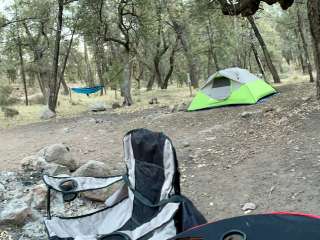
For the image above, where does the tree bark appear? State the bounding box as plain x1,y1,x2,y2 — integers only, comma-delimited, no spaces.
206,17,220,73
84,40,95,87
297,9,314,82
294,29,307,74
48,0,64,112
161,38,178,89
23,22,49,101
170,19,198,88
147,73,155,91
94,39,107,95
307,0,320,99
59,27,75,96
17,35,28,106
251,43,267,81
121,50,133,106
207,49,213,77
154,3,166,87
248,16,281,83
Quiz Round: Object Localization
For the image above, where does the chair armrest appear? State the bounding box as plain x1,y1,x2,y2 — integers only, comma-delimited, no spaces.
43,175,123,193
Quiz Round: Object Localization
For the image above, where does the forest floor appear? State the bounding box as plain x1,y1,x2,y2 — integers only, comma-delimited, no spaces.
1,79,320,222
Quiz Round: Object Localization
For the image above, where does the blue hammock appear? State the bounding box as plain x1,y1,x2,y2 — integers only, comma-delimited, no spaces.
71,85,104,95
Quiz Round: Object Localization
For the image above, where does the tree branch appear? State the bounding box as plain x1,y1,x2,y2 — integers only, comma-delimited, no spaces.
0,17,42,29
104,36,127,47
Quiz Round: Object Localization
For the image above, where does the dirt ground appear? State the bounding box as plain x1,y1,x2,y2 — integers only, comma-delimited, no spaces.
1,82,320,222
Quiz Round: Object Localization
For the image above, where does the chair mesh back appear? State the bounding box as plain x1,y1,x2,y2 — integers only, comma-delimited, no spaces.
122,129,179,227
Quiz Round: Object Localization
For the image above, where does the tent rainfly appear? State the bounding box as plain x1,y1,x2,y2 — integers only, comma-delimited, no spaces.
188,68,277,111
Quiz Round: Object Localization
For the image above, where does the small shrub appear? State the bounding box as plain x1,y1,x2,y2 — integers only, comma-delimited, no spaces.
0,85,13,106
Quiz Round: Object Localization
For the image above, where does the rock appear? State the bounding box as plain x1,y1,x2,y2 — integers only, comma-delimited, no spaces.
37,143,77,171
1,107,19,118
241,110,261,118
264,107,274,113
112,102,121,109
21,155,40,171
22,155,69,175
40,107,56,120
0,171,18,186
25,184,48,210
81,189,112,202
20,221,46,240
149,97,159,105
183,142,190,148
302,96,312,102
241,111,252,118
0,199,33,226
178,103,188,112
89,102,106,112
0,231,14,240
38,159,70,176
278,116,288,125
248,129,255,135
63,127,71,133
73,160,110,177
81,181,121,202
242,202,257,211
170,104,179,113
73,160,113,202
0,183,5,200
28,93,45,105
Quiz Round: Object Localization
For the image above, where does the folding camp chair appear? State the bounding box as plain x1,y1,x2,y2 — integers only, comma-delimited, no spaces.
43,128,206,240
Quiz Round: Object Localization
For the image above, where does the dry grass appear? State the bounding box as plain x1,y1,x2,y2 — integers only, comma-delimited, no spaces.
0,70,311,128
0,85,194,128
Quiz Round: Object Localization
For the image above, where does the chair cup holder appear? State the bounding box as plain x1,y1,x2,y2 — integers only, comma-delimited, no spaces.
221,230,247,240
59,179,78,202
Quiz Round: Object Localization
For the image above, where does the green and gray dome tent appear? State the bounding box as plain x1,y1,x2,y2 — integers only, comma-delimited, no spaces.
188,68,277,111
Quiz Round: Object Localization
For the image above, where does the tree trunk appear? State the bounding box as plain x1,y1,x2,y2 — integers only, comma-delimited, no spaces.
248,16,281,83
23,22,49,101
161,39,178,89
294,29,308,74
154,55,163,88
17,36,28,106
206,19,220,73
171,20,198,88
84,40,95,87
37,73,47,100
248,50,253,72
94,39,107,95
207,50,214,77
147,73,155,91
297,9,314,82
212,51,220,72
135,64,143,90
121,50,133,106
59,27,75,96
154,3,165,88
48,0,64,113
307,0,320,99
251,43,267,81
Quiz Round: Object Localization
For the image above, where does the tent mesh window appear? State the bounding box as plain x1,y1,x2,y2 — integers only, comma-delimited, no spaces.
212,77,231,88
210,77,231,100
